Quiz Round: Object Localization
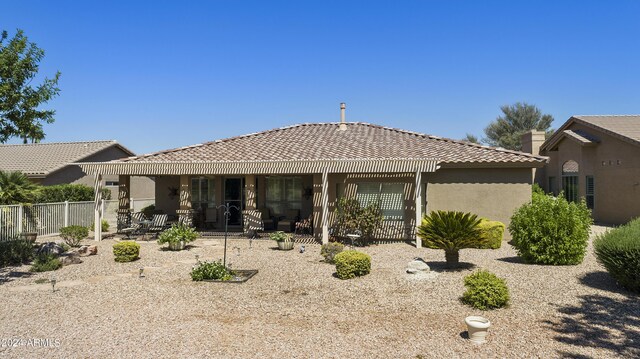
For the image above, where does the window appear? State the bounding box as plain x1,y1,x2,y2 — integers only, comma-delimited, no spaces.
548,177,556,195
191,177,216,208
266,176,301,216
562,160,579,202
586,176,595,209
105,181,119,186
355,182,404,220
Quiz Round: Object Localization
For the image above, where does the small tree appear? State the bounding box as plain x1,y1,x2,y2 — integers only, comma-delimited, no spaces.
483,102,554,151
0,171,38,204
335,197,383,243
417,211,485,268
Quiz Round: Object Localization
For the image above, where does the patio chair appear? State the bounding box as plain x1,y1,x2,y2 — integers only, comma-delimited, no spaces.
119,212,145,239
147,214,169,238
295,214,313,235
277,209,299,232
259,208,275,230
242,209,264,239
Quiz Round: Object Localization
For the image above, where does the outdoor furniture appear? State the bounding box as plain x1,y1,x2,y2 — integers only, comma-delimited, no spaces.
147,214,169,238
277,209,299,232
295,214,313,235
259,208,274,230
242,209,264,238
118,212,145,239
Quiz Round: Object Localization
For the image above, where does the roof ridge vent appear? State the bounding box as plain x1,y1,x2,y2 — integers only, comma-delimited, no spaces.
339,103,347,131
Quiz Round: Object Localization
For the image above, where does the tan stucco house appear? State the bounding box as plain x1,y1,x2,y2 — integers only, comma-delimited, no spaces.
79,109,546,244
534,115,640,225
0,140,155,199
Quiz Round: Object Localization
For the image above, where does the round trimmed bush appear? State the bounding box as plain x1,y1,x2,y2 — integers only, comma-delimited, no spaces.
509,193,592,265
594,219,640,293
461,270,510,310
334,250,371,279
113,241,140,262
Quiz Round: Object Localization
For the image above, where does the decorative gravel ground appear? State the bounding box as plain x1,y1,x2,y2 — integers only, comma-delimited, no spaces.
1,226,638,358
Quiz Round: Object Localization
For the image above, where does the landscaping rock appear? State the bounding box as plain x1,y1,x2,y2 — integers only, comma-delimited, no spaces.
406,258,430,273
60,252,82,266
87,245,98,255
77,245,98,256
37,242,66,257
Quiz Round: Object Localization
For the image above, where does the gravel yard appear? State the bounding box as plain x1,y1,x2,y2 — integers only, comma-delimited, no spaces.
1,226,638,358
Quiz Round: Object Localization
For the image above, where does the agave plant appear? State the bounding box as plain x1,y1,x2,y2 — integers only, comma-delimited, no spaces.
417,211,485,268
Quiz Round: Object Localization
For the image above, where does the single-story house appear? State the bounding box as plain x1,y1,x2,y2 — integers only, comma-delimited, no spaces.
533,115,640,225
79,107,546,244
0,140,155,199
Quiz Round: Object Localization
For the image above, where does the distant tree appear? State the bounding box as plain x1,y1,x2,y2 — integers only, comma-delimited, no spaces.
483,102,554,151
0,29,61,143
463,134,480,144
0,171,38,204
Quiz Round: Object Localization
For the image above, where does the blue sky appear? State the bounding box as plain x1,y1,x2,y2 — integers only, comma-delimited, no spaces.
2,1,639,154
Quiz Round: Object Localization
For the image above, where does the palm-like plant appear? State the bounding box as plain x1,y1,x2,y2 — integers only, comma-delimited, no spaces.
417,211,485,268
0,171,38,205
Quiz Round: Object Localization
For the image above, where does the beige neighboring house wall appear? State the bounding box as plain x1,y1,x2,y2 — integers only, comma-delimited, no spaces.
538,115,640,225
0,140,155,199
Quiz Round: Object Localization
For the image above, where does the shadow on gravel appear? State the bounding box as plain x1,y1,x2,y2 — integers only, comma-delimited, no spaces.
495,256,524,264
579,271,632,295
426,262,475,273
0,268,34,285
544,292,640,358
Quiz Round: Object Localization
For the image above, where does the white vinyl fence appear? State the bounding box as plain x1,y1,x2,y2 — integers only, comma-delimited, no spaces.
0,198,154,241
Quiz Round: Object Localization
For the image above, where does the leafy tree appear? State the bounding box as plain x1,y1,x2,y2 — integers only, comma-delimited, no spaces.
0,29,61,143
335,197,383,244
0,171,38,204
417,210,486,268
483,102,554,151
463,134,480,144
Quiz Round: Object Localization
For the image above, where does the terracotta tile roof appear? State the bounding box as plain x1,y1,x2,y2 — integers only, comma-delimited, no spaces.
0,140,132,176
122,122,545,165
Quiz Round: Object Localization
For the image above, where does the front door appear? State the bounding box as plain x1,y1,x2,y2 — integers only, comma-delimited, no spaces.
224,178,244,226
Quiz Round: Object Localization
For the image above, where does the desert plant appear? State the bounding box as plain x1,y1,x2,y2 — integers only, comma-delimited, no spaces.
89,219,110,232
29,253,62,272
191,260,234,281
509,192,592,265
475,219,505,249
334,250,371,279
335,197,383,243
0,239,34,267
321,242,345,263
157,223,198,246
59,225,88,247
113,241,140,262
594,219,640,293
461,270,510,310
417,211,485,268
269,231,292,242
0,170,38,204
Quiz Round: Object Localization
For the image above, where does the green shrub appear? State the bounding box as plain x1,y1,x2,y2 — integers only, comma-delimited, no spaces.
461,270,510,310
594,219,640,293
509,193,592,265
335,197,383,242
34,184,94,203
334,250,371,279
30,253,62,272
89,219,110,232
475,219,505,249
59,225,89,247
113,241,140,262
191,260,234,281
269,231,291,242
0,239,34,267
141,204,155,220
157,223,198,245
321,242,345,263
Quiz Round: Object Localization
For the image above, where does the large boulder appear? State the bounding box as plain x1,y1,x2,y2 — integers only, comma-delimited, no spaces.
37,242,66,257
77,245,98,257
60,252,82,266
406,258,430,274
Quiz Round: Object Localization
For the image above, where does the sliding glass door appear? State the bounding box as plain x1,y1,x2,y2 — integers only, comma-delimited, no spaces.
224,178,244,226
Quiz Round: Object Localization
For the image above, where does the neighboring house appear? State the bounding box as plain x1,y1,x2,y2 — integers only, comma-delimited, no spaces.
531,115,640,225
79,113,546,243
0,140,155,199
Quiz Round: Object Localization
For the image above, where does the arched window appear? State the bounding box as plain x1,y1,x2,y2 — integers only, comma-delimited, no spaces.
562,160,579,202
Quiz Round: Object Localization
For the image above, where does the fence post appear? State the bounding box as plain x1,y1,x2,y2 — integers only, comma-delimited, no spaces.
64,201,69,227
17,204,23,234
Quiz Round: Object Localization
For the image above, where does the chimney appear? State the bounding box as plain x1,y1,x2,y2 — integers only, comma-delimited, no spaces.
339,103,347,131
521,130,545,155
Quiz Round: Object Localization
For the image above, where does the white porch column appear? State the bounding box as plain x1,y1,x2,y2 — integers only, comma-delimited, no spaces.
94,173,103,241
415,170,422,248
321,168,329,244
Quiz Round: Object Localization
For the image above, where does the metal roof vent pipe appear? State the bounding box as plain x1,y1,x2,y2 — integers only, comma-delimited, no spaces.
339,103,347,131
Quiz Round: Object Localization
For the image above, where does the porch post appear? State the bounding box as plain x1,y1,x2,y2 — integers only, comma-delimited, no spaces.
94,173,103,241
117,175,131,230
245,175,256,210
321,168,329,244
415,170,422,248
177,175,193,226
